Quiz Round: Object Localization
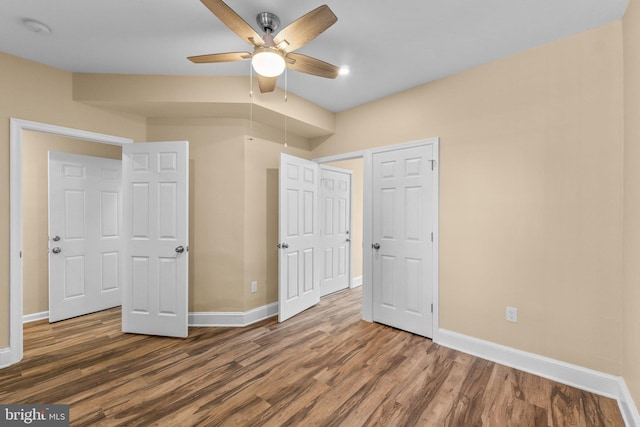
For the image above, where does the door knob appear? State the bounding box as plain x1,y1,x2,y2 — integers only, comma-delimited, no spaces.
175,246,185,253
52,247,62,254
372,243,380,250
52,235,61,242
346,238,351,242
278,242,289,249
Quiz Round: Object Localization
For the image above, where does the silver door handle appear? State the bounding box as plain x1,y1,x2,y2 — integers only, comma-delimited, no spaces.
346,238,351,242
175,246,185,253
278,243,289,249
52,235,61,242
372,243,380,250
52,247,62,254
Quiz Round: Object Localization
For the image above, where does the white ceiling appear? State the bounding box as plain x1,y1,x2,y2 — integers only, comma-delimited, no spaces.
0,0,629,112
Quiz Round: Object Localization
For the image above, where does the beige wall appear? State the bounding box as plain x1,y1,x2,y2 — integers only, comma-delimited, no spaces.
22,132,121,315
623,0,640,406
244,135,311,311
147,118,312,312
312,22,625,374
0,52,146,348
147,118,247,311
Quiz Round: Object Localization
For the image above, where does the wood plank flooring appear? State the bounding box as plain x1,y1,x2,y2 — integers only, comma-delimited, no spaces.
0,287,624,426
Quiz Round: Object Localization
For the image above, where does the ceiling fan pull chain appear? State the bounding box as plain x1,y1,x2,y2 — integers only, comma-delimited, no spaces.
249,63,254,141
284,115,288,148
284,65,288,103
284,68,288,148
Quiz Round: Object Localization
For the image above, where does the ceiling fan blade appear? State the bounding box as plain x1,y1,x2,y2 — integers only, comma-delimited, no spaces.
257,75,278,93
286,53,339,79
200,0,264,46
273,5,337,53
188,51,252,63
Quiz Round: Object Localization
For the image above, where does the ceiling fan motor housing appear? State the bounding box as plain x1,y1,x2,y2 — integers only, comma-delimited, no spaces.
256,12,280,33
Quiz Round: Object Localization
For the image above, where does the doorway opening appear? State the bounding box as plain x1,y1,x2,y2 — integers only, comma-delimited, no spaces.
4,118,132,368
24,134,124,323
321,158,364,296
313,138,440,340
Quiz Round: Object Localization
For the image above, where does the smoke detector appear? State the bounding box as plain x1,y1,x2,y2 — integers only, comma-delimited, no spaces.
23,19,52,34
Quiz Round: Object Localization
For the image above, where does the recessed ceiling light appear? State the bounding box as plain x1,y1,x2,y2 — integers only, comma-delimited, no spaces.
339,66,350,76
23,18,52,34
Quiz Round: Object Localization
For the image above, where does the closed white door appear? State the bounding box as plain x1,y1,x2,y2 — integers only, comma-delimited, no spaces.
319,166,352,297
278,153,320,322
371,144,434,338
122,141,189,337
48,152,122,322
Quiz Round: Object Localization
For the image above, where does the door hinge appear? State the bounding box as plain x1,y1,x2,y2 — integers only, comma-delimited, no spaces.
430,232,434,242
431,303,433,313
430,160,437,171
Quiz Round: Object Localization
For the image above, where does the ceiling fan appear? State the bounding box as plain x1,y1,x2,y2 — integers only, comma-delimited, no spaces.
188,0,340,93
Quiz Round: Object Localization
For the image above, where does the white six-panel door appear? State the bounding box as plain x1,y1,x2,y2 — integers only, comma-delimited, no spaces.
371,144,434,338
48,152,122,322
319,166,352,297
122,141,189,337
278,153,320,322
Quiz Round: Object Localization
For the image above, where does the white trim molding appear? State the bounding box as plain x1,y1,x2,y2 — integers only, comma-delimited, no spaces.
21,305,279,328
20,303,279,329
23,311,49,324
436,329,640,427
188,302,278,327
0,347,12,369
351,276,363,288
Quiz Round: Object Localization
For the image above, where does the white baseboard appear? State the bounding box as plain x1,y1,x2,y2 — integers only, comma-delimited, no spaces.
188,302,278,327
0,347,11,369
351,276,363,288
21,305,279,328
619,379,640,427
23,311,49,323
436,329,640,427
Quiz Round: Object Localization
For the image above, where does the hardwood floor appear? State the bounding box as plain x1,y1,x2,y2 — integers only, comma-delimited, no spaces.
0,287,624,426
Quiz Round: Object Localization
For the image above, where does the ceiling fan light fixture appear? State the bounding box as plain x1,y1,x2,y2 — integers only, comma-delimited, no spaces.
252,48,286,77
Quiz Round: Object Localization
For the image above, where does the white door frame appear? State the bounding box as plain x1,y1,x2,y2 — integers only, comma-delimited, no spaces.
314,137,440,341
4,118,132,368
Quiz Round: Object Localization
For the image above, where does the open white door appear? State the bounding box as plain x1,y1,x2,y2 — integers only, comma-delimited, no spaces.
371,143,435,338
319,165,352,296
122,141,189,337
48,152,122,322
278,153,320,322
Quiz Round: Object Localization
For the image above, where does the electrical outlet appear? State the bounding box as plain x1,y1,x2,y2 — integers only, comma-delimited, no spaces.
251,281,258,293
506,306,518,323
